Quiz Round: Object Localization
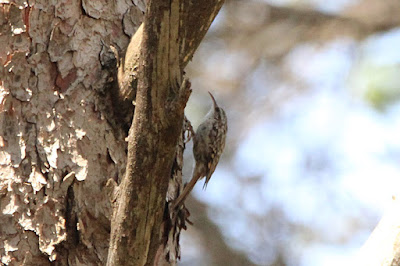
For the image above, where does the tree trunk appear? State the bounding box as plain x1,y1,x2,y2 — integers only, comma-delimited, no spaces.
0,0,223,265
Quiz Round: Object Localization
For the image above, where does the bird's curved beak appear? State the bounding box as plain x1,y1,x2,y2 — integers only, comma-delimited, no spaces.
208,91,218,108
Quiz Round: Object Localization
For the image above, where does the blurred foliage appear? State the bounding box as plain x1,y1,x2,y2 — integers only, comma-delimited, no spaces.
351,64,400,109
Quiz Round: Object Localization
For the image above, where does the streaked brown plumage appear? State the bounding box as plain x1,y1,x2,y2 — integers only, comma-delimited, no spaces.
173,92,227,209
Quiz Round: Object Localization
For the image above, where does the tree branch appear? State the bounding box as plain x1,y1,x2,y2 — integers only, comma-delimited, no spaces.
107,1,224,265
115,0,224,127
213,1,400,63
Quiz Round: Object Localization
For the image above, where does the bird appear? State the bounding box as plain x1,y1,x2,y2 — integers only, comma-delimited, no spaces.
172,92,227,209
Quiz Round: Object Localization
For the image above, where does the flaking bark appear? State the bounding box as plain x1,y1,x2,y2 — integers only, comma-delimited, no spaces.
0,0,224,264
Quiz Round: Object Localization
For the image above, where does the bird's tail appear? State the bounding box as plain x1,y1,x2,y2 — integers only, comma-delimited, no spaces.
172,164,203,209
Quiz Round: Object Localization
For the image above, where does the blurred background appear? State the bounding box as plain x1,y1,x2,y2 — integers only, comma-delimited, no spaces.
180,0,400,265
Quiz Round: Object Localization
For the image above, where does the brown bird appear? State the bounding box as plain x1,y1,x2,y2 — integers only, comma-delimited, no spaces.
173,92,227,209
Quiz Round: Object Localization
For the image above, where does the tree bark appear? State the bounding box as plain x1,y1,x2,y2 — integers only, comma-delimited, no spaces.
0,0,223,265
116,0,225,128
106,0,190,263
107,0,224,265
1,1,141,264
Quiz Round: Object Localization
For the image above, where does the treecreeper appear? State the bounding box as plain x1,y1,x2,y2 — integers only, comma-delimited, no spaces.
173,92,228,209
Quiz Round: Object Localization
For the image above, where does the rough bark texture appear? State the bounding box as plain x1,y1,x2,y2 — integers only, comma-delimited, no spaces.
116,0,225,127
107,0,224,264
106,1,190,261
0,1,143,264
0,0,224,265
